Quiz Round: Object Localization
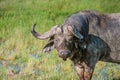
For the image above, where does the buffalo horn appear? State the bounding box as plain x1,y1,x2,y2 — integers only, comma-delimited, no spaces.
68,25,84,40
31,24,59,39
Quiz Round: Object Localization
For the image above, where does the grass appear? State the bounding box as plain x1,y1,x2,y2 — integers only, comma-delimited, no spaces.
0,0,120,80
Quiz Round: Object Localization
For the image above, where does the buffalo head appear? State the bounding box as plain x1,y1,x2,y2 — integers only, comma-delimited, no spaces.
31,24,84,60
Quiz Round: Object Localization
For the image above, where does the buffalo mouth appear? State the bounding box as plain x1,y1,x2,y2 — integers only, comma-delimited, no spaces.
58,50,72,61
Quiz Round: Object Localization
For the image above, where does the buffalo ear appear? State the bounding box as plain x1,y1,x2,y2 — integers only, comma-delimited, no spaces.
42,37,54,53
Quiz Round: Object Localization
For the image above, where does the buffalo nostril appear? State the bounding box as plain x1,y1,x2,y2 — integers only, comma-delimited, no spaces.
58,50,71,61
58,50,71,56
59,50,63,55
59,50,68,55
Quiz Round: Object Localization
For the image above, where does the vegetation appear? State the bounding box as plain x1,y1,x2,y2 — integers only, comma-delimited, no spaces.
0,0,120,80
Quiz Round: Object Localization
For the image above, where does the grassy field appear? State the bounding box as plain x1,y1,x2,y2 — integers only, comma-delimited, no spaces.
0,0,120,80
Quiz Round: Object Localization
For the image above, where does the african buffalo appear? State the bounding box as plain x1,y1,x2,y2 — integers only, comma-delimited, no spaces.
31,10,120,80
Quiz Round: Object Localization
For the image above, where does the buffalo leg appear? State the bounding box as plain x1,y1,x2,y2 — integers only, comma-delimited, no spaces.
75,65,84,80
83,62,93,80
75,63,94,80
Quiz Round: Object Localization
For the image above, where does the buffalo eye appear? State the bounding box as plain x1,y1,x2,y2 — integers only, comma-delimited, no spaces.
54,38,59,43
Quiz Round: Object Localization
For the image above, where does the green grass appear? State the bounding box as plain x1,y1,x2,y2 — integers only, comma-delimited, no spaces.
0,0,120,80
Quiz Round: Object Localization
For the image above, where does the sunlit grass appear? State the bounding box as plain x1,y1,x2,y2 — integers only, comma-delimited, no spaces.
0,0,120,80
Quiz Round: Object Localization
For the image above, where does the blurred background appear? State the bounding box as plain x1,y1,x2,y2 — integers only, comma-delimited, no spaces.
0,0,120,80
